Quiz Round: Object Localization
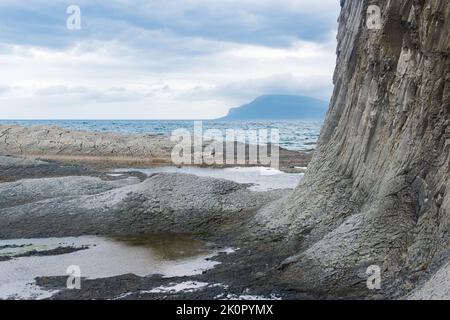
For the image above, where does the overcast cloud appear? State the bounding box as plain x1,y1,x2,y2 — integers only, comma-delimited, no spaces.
0,0,340,119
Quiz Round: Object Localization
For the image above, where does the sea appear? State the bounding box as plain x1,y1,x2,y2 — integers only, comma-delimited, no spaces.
0,119,323,151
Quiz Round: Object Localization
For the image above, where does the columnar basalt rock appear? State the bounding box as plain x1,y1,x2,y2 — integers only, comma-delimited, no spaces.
253,0,449,298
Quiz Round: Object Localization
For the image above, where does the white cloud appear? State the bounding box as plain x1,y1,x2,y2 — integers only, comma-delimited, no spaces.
0,0,340,119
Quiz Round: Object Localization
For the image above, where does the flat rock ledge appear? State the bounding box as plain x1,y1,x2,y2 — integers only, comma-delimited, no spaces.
0,157,286,239
0,124,313,172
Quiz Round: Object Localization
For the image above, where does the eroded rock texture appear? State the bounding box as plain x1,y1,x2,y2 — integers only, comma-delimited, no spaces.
0,125,174,166
0,171,285,239
0,125,312,171
254,0,449,298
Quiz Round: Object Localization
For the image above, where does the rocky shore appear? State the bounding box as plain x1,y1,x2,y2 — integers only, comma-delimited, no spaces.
0,125,312,300
0,155,302,300
0,124,313,173
0,156,288,239
0,0,449,300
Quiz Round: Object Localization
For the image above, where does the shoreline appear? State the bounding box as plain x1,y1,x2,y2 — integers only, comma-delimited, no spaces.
0,153,303,300
0,127,379,300
0,124,314,174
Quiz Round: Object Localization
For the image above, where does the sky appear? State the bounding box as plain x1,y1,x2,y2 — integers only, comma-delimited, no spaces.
0,0,341,119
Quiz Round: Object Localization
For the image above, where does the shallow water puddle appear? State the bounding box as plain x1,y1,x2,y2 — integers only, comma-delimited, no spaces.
115,166,304,191
0,235,232,300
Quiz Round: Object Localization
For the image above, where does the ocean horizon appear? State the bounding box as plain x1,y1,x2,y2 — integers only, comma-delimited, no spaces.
0,119,323,151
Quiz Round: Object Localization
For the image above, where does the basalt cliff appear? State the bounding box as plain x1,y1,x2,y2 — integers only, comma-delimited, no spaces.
0,0,448,300
253,0,449,298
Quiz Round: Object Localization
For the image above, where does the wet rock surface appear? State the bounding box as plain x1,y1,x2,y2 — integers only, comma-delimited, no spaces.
32,239,312,300
0,156,298,300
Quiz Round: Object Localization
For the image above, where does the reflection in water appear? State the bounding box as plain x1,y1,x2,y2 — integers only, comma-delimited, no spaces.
111,234,210,260
0,235,231,300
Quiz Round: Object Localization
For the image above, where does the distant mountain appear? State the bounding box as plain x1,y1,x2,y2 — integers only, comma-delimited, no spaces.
218,95,329,120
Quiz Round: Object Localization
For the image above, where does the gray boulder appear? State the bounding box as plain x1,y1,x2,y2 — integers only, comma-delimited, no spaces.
0,173,285,239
